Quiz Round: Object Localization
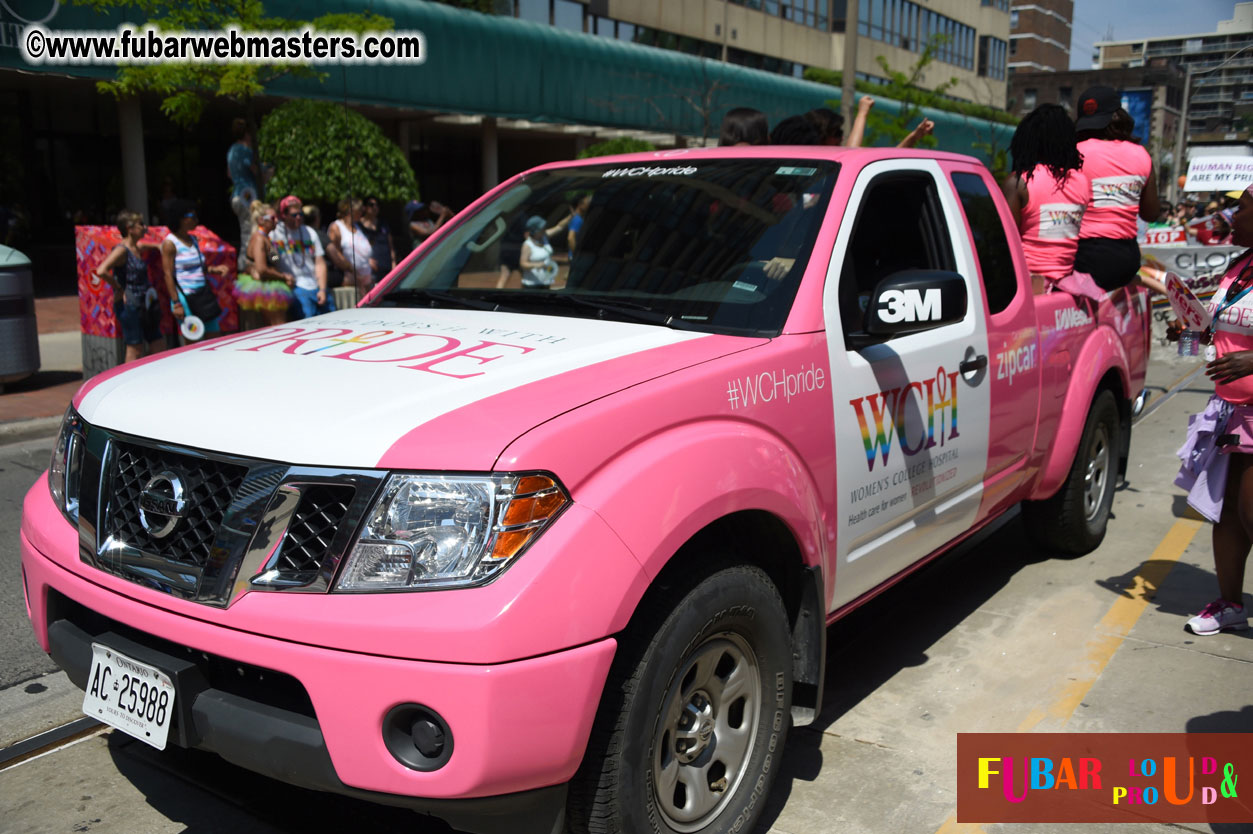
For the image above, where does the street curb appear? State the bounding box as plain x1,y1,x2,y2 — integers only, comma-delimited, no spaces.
0,416,62,446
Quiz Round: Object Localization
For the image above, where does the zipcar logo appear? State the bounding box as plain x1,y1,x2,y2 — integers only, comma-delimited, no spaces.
601,165,697,178
878,288,941,324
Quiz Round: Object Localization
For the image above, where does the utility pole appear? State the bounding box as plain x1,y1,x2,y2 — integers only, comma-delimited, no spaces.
842,0,859,128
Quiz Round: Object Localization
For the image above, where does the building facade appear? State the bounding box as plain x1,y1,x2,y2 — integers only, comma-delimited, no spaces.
505,0,1011,105
1008,0,1072,74
1094,2,1253,142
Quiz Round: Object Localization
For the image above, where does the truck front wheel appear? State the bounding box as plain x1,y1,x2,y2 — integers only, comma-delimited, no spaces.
1024,389,1120,555
568,564,792,834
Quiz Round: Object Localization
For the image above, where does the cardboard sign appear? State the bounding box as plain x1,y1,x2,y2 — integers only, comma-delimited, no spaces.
1164,271,1211,331
1183,156,1253,192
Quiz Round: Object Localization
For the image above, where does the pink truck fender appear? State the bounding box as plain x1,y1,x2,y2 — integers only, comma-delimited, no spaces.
1030,307,1135,502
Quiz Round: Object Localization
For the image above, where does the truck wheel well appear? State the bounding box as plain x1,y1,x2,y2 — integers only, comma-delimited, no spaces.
1096,368,1131,478
636,511,825,725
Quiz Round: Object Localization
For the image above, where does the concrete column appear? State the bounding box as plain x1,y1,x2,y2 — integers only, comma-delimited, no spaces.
397,120,412,165
481,117,499,192
116,96,148,220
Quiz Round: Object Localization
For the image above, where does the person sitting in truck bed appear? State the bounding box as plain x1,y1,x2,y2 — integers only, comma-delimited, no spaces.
1002,104,1091,295
1072,86,1165,296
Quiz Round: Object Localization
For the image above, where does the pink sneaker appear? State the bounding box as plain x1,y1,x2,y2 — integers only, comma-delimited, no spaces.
1185,599,1249,636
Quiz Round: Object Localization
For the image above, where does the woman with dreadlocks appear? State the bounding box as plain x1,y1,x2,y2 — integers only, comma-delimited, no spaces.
1001,103,1095,295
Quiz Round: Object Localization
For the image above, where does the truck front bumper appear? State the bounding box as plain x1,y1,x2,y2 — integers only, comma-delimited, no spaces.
21,525,617,834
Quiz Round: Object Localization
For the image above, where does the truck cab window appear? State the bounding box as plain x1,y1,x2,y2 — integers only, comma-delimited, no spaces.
839,172,955,340
951,172,1018,313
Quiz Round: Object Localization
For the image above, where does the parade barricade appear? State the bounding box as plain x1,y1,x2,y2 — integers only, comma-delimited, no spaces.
75,226,238,378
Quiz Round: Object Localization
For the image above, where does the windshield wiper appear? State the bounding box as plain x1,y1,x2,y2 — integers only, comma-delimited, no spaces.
501,291,705,331
378,287,518,313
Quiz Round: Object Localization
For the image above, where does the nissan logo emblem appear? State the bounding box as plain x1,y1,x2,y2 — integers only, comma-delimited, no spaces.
138,470,187,540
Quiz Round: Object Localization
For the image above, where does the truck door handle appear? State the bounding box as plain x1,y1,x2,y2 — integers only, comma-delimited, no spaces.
959,355,987,374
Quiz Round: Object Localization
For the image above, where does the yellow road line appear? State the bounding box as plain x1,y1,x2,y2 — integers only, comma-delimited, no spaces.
933,517,1204,833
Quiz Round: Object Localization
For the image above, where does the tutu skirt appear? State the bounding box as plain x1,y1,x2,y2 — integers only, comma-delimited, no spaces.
234,275,293,312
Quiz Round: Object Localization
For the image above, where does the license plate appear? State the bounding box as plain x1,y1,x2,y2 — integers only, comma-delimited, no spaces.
83,643,176,750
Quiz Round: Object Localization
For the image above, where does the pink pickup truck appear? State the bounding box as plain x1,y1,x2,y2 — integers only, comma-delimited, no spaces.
21,148,1148,834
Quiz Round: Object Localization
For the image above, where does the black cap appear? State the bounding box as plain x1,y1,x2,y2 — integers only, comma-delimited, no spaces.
1075,85,1120,132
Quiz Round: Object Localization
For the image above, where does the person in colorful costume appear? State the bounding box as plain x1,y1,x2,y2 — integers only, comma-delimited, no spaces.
236,201,294,327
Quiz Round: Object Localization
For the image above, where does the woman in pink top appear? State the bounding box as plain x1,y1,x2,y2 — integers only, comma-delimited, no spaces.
1002,104,1090,286
1073,85,1162,293
1175,183,1253,636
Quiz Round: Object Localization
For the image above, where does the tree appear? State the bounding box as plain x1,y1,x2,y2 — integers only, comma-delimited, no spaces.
258,100,417,204
71,0,393,128
965,79,1013,179
578,137,656,159
862,35,956,148
803,67,1017,128
591,59,730,144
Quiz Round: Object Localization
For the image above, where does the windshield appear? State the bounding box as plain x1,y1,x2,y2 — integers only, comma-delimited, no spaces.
375,158,838,337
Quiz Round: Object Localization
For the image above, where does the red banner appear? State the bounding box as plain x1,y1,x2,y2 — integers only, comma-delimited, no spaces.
958,733,1253,823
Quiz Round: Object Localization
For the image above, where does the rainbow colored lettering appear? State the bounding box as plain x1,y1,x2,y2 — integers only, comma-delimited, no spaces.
847,367,960,471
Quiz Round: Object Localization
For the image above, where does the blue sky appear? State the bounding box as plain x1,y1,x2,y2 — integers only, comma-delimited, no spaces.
1069,0,1243,69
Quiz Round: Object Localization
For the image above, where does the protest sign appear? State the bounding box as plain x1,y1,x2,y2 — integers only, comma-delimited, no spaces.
1183,156,1253,192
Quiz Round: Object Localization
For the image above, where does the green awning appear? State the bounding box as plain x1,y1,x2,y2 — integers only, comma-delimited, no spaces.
0,0,1012,159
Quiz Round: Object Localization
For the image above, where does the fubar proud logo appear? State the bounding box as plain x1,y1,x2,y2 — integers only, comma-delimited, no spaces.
847,366,960,472
958,733,1252,824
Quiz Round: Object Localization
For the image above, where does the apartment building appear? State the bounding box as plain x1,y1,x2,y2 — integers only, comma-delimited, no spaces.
1008,0,1072,74
1094,2,1253,141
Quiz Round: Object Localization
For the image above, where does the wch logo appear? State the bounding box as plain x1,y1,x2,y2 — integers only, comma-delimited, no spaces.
848,367,960,471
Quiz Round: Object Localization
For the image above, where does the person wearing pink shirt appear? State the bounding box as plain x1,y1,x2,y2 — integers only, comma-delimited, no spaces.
1175,183,1253,635
1072,86,1164,295
1002,104,1090,290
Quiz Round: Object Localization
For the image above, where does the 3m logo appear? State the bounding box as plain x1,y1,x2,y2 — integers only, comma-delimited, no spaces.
878,288,942,324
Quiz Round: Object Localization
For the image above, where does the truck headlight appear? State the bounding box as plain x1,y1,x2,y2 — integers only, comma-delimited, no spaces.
335,473,568,591
48,407,85,525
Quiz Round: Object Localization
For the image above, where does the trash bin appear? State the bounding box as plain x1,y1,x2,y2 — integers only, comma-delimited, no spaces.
0,245,39,390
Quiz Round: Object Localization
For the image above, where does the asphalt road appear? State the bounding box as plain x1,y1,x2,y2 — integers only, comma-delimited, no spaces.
2,355,1252,834
0,435,59,689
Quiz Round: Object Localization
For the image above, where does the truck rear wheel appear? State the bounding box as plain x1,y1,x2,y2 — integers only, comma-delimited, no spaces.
1024,390,1120,555
568,564,792,834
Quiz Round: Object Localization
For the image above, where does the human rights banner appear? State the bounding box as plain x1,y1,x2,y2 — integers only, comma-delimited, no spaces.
1183,156,1253,192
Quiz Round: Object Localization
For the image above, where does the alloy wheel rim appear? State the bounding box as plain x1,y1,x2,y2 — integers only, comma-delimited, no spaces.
1084,423,1111,522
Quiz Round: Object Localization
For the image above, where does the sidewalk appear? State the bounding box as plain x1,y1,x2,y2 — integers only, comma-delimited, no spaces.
0,296,83,439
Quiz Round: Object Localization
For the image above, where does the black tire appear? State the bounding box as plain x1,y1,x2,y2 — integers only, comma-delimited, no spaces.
1024,389,1121,555
568,564,792,834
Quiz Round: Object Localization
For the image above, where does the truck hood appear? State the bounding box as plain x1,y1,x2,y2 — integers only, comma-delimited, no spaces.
75,307,750,468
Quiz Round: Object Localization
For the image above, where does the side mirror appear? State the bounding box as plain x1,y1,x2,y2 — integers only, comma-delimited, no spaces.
864,269,967,338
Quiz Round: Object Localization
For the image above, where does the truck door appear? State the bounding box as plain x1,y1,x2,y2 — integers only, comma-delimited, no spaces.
824,160,992,611
947,165,1042,519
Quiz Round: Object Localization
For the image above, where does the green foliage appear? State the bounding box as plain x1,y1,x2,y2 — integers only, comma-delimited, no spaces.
577,137,657,159
71,0,393,126
860,35,956,147
258,100,417,204
972,142,1010,180
803,65,1018,127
